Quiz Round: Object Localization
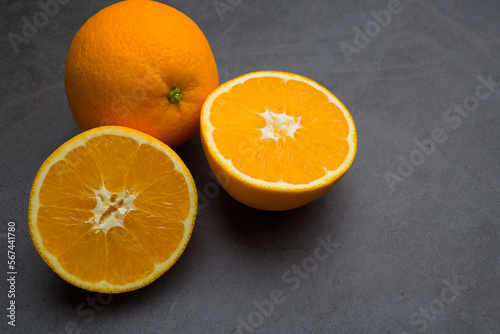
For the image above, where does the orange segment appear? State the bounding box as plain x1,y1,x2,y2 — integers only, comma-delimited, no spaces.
105,227,155,286
278,138,326,184
58,230,107,284
201,71,357,211
133,170,191,222
210,95,266,129
212,129,262,164
85,135,139,193
126,144,175,193
37,207,94,257
64,145,103,190
124,211,185,264
39,159,97,210
28,126,197,293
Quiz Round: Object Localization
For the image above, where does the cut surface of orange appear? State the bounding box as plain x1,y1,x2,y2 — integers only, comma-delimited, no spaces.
200,71,357,211
28,126,197,293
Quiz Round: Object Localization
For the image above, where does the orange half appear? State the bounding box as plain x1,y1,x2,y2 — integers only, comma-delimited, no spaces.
200,71,357,211
28,126,197,292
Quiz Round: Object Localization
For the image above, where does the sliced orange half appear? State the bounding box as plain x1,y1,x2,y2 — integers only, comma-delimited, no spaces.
200,71,357,211
28,126,197,293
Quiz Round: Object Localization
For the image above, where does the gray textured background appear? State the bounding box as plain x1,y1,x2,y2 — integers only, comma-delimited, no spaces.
1,0,499,333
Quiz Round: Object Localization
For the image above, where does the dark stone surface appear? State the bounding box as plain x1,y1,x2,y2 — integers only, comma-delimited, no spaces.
1,0,499,333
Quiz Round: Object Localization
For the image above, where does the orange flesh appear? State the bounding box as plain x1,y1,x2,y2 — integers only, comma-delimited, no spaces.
37,135,189,285
209,77,350,184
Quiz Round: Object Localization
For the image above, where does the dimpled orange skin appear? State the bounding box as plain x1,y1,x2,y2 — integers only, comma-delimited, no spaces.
65,0,219,148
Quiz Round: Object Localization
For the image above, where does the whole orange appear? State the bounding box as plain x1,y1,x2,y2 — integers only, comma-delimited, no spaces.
65,0,219,148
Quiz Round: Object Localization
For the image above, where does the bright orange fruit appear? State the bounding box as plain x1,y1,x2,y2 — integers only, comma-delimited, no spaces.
28,127,197,292
200,71,357,211
65,0,219,148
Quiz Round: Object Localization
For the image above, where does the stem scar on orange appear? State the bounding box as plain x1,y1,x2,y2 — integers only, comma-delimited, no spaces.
65,0,219,148
28,126,197,293
200,71,357,211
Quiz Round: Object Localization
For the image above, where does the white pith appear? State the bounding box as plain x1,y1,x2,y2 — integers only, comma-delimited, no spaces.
258,108,302,141
88,186,136,231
